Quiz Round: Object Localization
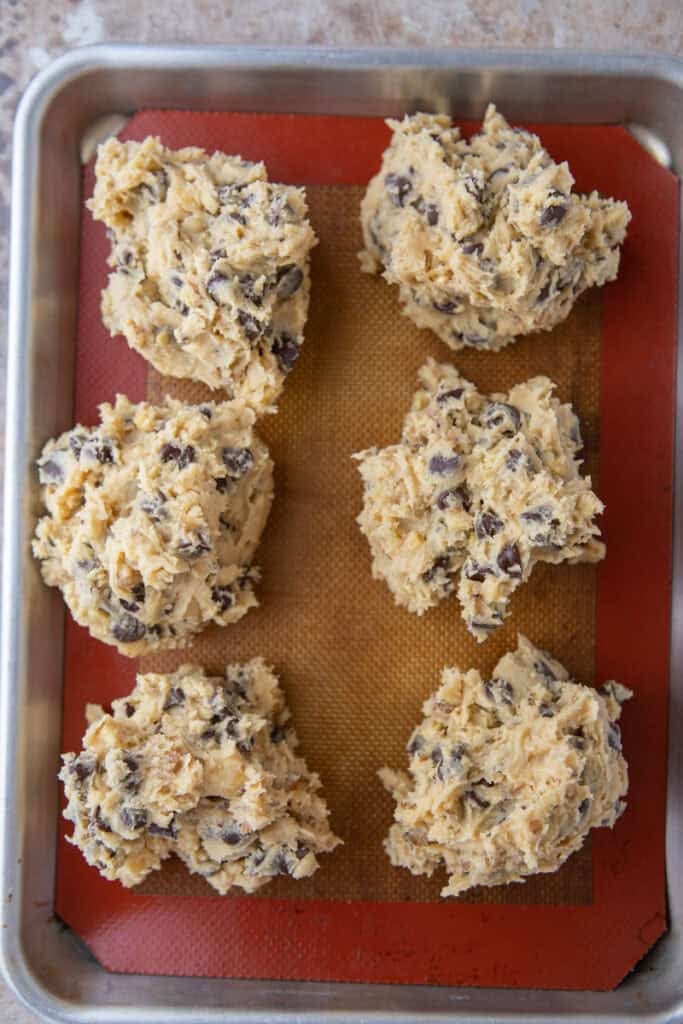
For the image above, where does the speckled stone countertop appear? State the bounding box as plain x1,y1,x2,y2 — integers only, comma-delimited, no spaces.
0,2,681,1021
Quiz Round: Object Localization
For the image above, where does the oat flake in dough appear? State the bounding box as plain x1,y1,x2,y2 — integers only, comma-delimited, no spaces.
33,395,273,656
360,104,630,351
90,135,317,412
354,359,604,641
60,661,341,892
380,635,631,897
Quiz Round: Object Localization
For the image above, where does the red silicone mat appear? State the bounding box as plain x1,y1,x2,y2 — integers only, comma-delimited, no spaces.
55,110,678,990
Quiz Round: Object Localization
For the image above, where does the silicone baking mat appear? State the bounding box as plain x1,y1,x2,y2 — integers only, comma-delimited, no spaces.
55,110,678,989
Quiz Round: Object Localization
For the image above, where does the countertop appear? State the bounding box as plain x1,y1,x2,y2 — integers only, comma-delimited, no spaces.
0,1,681,1020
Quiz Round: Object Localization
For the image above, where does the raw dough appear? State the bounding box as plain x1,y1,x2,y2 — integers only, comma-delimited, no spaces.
33,395,273,656
60,660,341,892
379,634,630,897
354,359,604,641
90,135,317,412
360,104,630,351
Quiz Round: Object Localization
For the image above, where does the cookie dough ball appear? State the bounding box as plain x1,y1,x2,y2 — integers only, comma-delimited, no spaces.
354,359,604,641
33,396,273,656
90,135,317,412
59,660,341,893
360,104,630,351
379,635,630,897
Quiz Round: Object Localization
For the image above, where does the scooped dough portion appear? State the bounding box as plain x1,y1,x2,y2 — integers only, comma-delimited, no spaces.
360,104,630,351
90,135,317,412
33,396,273,656
60,661,341,893
379,635,631,897
354,359,604,641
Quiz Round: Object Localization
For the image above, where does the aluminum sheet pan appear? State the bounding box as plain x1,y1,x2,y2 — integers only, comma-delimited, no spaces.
1,44,682,1024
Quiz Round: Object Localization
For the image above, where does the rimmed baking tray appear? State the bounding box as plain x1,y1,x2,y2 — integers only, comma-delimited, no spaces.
1,44,682,1023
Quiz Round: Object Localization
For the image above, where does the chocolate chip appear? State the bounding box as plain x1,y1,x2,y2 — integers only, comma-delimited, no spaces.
475,511,504,539
521,505,552,524
214,477,229,494
199,406,213,419
206,271,229,303
39,458,64,482
211,585,235,613
484,678,514,705
111,613,146,644
270,725,287,743
163,686,185,711
578,798,591,818
93,441,114,465
534,659,557,683
276,264,304,300
539,703,555,718
506,449,522,471
436,387,464,405
568,728,586,751
149,820,178,839
385,172,412,207
160,443,195,469
463,176,484,202
481,401,521,433
139,492,167,521
607,722,622,752
271,332,300,373
69,433,87,457
425,204,439,226
497,543,522,576
222,447,253,477
201,728,216,741
537,281,551,303
540,204,567,227
119,599,139,613
120,807,148,831
131,582,146,604
237,309,262,341
295,841,309,860
175,533,211,560
470,618,499,631
422,555,451,584
124,703,135,718
435,485,469,511
94,807,110,832
464,789,490,809
222,829,243,846
433,299,460,314
428,452,461,475
407,733,424,756
70,755,95,783
461,241,483,256
465,560,494,583
123,754,138,773
229,210,247,226
237,738,254,755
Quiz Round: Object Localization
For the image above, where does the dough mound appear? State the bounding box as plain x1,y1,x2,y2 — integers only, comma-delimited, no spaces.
354,359,604,641
33,395,273,656
90,135,317,412
60,661,341,893
360,104,630,351
379,635,630,898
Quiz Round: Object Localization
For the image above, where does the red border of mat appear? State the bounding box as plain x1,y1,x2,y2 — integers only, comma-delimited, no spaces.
56,112,678,990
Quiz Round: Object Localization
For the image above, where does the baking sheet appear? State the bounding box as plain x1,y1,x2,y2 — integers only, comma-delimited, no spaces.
55,110,678,989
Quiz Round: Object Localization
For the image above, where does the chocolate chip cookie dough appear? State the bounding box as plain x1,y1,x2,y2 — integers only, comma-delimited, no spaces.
60,661,341,892
379,635,630,897
90,135,317,411
360,105,630,351
354,359,604,641
33,396,273,655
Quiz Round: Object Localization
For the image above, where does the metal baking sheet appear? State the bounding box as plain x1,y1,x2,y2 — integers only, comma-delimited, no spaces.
1,44,682,1023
